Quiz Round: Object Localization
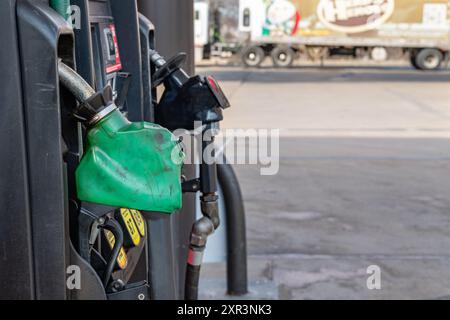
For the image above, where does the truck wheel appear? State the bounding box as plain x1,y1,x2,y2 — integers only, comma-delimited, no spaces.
370,47,388,61
410,51,419,69
271,46,295,68
242,46,265,67
415,49,443,70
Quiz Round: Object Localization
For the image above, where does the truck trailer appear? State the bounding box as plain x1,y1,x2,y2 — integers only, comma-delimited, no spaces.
238,0,450,70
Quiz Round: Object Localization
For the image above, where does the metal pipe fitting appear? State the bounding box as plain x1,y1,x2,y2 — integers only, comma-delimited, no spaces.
190,216,215,248
149,50,166,68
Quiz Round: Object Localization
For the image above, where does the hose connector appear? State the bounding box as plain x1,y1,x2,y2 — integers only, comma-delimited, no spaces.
190,216,215,248
185,216,215,300
58,61,117,125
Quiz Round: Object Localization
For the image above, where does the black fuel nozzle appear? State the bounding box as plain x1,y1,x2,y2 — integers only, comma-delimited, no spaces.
150,50,230,131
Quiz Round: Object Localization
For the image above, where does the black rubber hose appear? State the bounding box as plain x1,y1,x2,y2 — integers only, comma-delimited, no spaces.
185,263,201,300
217,161,248,296
58,61,95,102
102,219,124,287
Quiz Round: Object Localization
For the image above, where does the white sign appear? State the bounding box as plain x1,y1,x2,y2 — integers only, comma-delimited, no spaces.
317,0,395,33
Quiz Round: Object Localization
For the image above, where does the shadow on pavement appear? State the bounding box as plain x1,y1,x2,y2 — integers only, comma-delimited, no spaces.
198,65,450,83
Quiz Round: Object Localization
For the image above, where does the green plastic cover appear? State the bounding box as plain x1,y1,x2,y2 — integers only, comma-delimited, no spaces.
76,109,184,213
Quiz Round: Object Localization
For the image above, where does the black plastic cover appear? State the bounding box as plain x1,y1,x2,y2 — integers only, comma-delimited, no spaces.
156,75,225,131
74,85,114,123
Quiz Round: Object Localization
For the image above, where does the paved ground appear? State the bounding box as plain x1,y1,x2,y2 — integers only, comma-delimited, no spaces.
197,63,450,299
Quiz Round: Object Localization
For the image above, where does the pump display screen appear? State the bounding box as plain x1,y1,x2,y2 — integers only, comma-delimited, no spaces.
103,24,122,74
89,0,129,113
91,22,122,98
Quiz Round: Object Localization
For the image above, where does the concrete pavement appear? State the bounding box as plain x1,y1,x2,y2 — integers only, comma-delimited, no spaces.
197,64,450,299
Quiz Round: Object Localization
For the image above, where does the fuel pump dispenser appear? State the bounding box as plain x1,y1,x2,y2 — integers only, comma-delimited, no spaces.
56,0,230,300
0,0,246,300
58,47,230,299
58,61,184,295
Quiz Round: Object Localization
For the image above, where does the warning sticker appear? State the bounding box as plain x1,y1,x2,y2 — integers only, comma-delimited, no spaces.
119,208,141,247
130,209,146,237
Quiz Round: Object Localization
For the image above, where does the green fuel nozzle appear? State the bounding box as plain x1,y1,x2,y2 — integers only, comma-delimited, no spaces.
58,62,184,213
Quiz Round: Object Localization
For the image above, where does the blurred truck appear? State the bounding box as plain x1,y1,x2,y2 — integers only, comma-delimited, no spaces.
237,0,450,70
195,1,210,62
195,0,242,61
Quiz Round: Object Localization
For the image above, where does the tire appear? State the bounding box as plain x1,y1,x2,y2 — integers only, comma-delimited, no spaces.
242,46,265,67
370,47,388,61
414,48,443,70
410,51,419,70
271,46,295,68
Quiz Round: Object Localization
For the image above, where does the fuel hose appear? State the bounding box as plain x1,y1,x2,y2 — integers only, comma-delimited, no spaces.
185,135,220,300
101,219,124,287
58,61,95,102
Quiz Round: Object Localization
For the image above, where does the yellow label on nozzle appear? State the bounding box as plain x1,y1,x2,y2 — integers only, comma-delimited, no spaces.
119,208,141,246
104,229,128,270
130,209,146,237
